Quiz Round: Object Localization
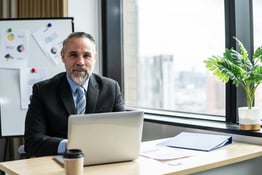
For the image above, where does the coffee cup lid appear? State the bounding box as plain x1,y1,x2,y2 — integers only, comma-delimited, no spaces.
63,149,84,159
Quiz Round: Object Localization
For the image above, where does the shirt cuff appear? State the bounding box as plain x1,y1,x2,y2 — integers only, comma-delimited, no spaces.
57,139,68,154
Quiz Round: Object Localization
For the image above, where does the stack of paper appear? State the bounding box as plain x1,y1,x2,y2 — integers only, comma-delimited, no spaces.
158,132,232,151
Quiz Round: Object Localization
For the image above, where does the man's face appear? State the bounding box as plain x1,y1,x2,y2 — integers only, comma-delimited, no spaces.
61,37,97,86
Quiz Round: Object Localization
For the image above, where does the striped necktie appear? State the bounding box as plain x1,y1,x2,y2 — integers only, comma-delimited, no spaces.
75,87,86,114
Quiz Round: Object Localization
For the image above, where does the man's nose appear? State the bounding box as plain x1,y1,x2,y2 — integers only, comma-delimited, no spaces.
76,56,85,65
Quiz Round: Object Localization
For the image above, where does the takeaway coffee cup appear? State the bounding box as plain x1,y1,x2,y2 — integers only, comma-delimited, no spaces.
63,149,84,175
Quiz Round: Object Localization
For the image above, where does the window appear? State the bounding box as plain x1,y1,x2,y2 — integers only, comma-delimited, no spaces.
124,0,225,116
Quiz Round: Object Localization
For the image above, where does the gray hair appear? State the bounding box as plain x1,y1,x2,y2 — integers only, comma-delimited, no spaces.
62,32,96,52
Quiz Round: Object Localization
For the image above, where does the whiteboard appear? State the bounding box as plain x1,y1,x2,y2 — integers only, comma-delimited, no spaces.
0,18,74,137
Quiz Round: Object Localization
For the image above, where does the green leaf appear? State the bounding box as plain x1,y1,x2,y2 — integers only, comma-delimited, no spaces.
204,56,230,83
253,46,262,62
234,37,249,65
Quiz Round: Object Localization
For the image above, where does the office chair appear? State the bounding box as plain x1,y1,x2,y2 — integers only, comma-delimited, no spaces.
17,145,29,159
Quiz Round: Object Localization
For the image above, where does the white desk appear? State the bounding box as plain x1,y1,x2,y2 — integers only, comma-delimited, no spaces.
1,140,262,175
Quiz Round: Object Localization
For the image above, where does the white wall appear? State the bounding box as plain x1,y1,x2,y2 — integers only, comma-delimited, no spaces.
68,0,99,37
68,0,101,73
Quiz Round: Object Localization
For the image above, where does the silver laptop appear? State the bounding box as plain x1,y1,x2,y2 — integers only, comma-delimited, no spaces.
66,110,144,166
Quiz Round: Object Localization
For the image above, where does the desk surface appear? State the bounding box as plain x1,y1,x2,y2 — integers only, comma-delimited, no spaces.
1,140,262,175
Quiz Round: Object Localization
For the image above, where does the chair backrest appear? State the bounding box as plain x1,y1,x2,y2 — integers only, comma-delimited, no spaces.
18,145,29,159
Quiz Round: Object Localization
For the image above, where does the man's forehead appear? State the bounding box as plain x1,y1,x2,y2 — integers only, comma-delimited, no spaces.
66,37,95,51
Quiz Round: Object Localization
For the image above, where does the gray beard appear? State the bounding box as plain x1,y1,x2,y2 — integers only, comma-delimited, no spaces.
65,65,94,86
70,73,89,86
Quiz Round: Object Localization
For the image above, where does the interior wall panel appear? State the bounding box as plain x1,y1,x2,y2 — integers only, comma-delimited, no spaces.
1,0,68,18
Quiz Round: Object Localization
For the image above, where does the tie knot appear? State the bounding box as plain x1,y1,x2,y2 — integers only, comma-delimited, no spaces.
75,87,85,96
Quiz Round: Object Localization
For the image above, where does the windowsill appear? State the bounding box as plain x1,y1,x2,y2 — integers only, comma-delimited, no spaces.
128,107,262,138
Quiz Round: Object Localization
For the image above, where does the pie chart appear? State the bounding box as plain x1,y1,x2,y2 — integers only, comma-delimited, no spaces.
7,33,15,41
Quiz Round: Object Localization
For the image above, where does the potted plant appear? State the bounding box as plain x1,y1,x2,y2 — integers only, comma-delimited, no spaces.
204,37,262,131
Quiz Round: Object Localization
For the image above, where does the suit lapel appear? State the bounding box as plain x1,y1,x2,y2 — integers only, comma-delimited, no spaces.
86,75,99,113
59,75,76,115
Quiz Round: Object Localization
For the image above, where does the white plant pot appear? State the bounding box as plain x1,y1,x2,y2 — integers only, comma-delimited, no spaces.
238,107,261,131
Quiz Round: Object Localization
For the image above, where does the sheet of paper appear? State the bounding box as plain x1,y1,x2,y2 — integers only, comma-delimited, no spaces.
20,67,49,109
0,28,29,69
140,145,192,161
32,22,63,65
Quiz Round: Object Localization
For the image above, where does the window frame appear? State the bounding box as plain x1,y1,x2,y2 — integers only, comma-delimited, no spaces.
101,0,124,96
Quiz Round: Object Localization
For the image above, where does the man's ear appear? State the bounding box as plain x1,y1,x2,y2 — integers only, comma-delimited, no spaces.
94,52,97,62
61,51,65,63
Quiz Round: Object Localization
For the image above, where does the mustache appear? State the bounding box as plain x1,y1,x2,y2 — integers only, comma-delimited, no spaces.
72,66,88,72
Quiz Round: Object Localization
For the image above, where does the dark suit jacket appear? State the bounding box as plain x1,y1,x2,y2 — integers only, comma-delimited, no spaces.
24,72,125,157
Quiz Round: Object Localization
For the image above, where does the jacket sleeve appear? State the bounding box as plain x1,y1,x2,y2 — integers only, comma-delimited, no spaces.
24,83,63,157
113,81,126,112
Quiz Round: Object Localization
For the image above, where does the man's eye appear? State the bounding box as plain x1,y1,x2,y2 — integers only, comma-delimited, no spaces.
84,54,91,59
69,53,77,57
